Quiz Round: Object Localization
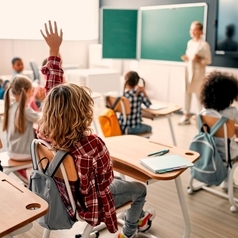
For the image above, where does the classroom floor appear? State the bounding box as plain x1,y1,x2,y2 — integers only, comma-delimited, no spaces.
2,106,238,238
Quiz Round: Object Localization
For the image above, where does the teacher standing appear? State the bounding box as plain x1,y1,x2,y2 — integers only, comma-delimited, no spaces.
179,21,212,125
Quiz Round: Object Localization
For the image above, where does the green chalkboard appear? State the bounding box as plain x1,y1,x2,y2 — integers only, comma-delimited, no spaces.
140,5,206,61
102,9,138,59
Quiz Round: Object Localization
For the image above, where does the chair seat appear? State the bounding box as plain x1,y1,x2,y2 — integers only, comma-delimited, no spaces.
0,151,31,167
0,152,32,168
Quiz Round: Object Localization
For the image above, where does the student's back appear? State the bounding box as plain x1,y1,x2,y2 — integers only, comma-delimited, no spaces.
200,71,238,161
3,75,40,160
119,71,152,135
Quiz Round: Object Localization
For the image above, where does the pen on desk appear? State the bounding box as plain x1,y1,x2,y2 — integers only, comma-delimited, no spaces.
148,149,169,157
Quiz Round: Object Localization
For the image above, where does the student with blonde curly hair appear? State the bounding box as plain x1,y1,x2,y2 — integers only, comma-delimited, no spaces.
38,21,155,238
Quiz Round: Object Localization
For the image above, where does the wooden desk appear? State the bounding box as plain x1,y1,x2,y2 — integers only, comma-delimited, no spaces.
0,172,48,237
142,99,182,146
104,135,199,238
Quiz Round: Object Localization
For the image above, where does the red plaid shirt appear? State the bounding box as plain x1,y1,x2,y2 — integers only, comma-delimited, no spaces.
40,56,118,233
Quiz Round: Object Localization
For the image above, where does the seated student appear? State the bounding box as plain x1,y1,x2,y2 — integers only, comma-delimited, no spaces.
11,57,44,111
38,21,155,238
200,71,238,188
119,71,152,135
3,74,41,182
27,81,45,111
11,57,24,79
0,79,10,99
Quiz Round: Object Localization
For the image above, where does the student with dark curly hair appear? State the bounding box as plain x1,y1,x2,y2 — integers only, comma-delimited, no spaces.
200,71,238,188
200,71,238,189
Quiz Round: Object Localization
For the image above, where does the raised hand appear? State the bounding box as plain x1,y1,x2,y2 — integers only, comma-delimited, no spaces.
40,21,63,56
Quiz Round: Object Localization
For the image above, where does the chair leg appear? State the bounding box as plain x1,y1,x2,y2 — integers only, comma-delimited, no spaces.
187,175,206,194
228,163,238,212
76,224,99,238
43,228,51,238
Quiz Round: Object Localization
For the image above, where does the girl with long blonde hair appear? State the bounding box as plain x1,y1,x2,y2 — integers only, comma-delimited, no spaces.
3,75,40,180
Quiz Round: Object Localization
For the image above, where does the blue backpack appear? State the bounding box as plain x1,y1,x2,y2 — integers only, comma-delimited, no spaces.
189,115,231,186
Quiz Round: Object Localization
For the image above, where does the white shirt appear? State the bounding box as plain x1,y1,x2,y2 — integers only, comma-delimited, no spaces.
6,102,40,160
201,107,238,160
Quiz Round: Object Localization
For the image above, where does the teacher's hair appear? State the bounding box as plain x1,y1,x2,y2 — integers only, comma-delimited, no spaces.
191,21,203,31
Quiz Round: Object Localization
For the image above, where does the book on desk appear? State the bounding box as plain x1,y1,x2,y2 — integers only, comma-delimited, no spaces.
140,154,194,174
142,103,167,110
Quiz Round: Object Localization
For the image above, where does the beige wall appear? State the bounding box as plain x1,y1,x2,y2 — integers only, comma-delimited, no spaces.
0,39,98,75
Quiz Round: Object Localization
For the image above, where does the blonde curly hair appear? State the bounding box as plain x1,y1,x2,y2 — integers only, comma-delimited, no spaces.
38,83,94,150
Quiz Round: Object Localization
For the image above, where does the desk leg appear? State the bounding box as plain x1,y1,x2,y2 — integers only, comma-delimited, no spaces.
175,177,190,238
167,115,177,146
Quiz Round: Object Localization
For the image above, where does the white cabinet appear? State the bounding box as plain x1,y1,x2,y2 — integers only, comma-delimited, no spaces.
65,68,121,95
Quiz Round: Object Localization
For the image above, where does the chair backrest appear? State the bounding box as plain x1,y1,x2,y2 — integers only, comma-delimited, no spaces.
200,115,235,163
106,96,131,116
200,115,235,138
29,61,40,81
36,141,78,182
106,95,152,137
32,139,78,213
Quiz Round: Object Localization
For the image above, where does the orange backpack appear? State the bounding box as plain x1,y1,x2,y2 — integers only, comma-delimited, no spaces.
98,97,122,137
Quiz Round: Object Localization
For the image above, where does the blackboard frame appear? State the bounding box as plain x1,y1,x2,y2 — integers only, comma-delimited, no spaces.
138,3,208,62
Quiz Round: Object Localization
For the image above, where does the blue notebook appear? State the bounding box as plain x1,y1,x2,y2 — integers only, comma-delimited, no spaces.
140,154,194,174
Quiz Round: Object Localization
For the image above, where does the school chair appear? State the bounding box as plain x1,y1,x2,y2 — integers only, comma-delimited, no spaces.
31,139,133,238
187,115,238,212
106,95,152,138
29,61,41,82
0,138,32,185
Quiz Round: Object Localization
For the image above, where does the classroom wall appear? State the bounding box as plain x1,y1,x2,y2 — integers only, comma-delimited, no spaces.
0,39,97,76
100,0,238,68
99,0,238,113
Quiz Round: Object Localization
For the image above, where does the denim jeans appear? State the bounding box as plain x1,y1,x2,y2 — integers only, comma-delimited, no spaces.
127,123,152,135
109,178,146,236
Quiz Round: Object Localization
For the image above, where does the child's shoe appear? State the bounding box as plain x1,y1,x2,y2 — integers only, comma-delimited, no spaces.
117,230,136,238
138,208,156,232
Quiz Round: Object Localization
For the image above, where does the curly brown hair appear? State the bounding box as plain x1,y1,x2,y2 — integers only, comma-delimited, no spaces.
200,71,238,111
38,83,94,150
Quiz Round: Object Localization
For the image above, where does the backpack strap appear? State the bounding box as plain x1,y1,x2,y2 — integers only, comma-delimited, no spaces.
106,96,121,111
209,116,232,168
197,114,211,134
30,139,69,177
30,139,40,171
210,116,228,136
47,150,70,177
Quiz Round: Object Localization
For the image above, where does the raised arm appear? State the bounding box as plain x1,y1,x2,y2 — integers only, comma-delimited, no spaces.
40,21,64,93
